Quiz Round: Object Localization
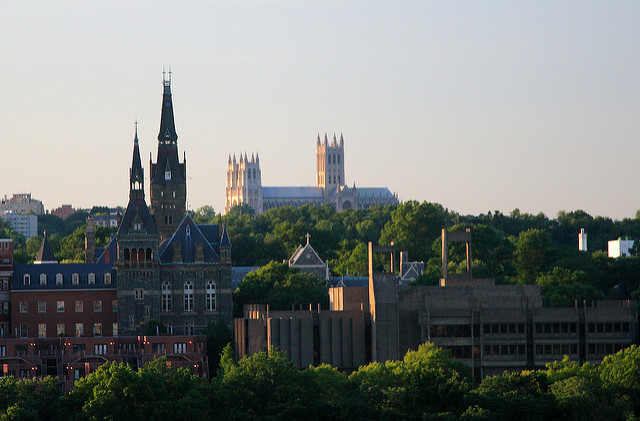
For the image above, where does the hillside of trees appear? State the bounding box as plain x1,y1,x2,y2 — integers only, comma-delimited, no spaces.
2,343,640,420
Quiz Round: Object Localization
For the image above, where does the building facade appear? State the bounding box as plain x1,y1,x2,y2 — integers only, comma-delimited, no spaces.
116,76,233,336
225,133,398,214
0,212,38,239
0,239,13,336
0,193,44,215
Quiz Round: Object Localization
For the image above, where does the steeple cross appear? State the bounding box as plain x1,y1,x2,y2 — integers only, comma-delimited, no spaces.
305,233,311,245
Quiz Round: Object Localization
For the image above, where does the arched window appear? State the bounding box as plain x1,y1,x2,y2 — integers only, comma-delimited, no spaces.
137,248,145,261
184,281,194,312
124,248,130,261
146,248,152,260
206,280,216,311
162,281,172,312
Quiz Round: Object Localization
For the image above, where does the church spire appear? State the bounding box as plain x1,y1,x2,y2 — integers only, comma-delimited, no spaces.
158,72,178,145
130,122,145,200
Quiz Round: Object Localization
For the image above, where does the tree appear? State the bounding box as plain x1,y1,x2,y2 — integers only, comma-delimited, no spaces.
205,320,233,377
599,345,640,416
233,261,328,316
514,228,553,283
190,205,217,224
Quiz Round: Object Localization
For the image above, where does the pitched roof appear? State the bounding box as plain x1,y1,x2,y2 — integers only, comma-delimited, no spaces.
35,232,57,264
158,214,220,264
116,197,158,236
357,187,395,198
12,262,116,290
262,186,324,199
95,236,118,264
220,226,231,247
289,242,325,267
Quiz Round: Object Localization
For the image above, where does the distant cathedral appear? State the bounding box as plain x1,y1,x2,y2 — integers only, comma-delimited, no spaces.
225,133,398,214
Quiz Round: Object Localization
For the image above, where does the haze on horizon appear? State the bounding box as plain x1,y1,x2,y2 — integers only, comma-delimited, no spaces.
2,1,639,220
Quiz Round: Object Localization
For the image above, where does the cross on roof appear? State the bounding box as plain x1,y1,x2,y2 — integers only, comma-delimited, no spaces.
305,233,311,245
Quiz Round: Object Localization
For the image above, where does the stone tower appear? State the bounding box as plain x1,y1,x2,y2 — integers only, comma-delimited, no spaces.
225,152,263,214
316,133,345,195
150,74,187,241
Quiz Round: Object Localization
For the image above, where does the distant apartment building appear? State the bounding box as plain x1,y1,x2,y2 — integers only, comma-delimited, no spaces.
0,212,38,239
0,193,44,215
608,237,634,258
50,204,77,220
92,208,120,228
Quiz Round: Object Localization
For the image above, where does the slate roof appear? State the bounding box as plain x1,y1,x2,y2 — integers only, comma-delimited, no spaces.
116,197,158,236
95,236,118,265
262,186,324,199
158,214,220,264
289,243,325,267
12,262,116,290
220,226,231,247
231,266,260,291
35,232,57,263
357,187,395,198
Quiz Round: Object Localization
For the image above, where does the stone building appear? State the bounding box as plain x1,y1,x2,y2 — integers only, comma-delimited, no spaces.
225,133,398,214
288,234,329,281
0,239,13,336
115,76,232,336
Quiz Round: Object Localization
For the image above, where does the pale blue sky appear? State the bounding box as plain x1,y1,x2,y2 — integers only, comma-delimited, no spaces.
2,1,639,219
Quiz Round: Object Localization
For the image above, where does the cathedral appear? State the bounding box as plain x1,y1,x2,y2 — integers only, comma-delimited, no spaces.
115,76,232,335
225,133,398,214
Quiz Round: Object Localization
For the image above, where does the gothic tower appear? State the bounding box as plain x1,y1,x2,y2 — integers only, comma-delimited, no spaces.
225,152,263,214
316,133,345,195
150,74,187,241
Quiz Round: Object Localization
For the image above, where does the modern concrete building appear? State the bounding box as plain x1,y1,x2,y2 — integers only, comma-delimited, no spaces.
225,133,398,214
0,212,38,239
0,193,44,215
608,237,634,258
578,228,588,251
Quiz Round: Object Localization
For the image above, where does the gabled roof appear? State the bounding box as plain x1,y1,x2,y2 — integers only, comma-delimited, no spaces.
357,187,395,198
35,232,57,264
220,226,231,247
95,236,118,265
289,242,325,267
116,197,158,236
158,214,220,264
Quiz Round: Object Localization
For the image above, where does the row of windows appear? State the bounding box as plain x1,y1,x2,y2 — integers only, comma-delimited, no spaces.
484,344,527,356
161,280,216,312
22,272,111,286
588,343,628,355
20,322,118,338
123,248,152,261
588,322,630,334
484,323,526,335
536,343,578,356
19,300,116,314
535,323,577,335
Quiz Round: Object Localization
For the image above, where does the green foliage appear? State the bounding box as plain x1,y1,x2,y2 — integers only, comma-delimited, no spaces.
144,319,167,336
205,320,233,377
189,205,218,224
514,228,553,283
233,261,329,316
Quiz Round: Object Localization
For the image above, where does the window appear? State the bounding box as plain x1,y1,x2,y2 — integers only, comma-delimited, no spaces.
20,324,28,338
112,323,118,337
38,324,46,338
19,302,27,313
72,273,79,285
94,343,107,355
75,301,83,312
2,279,7,290
0,346,5,357
57,301,65,312
112,299,118,312
165,169,171,180
184,281,194,312
75,323,83,337
162,281,172,312
144,306,151,318
88,273,95,285
104,273,111,285
173,343,187,354
206,280,216,311
39,273,47,285
185,323,194,335
129,315,135,328
94,300,102,312
134,289,143,300
23,274,30,285
56,273,63,285
2,303,8,314
57,323,65,336
94,323,102,336
38,301,46,313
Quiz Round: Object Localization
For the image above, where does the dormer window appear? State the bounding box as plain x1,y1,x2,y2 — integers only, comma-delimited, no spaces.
23,274,30,285
133,222,143,231
56,273,63,285
40,274,47,285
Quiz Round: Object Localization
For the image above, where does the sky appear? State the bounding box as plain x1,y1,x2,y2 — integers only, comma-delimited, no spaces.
2,1,640,220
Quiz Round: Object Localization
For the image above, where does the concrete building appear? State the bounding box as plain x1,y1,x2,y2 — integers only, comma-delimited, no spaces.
0,212,38,239
235,230,638,379
225,133,398,214
608,237,634,258
0,193,44,215
579,228,587,251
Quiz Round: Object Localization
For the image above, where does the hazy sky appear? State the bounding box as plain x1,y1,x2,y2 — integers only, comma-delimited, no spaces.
2,1,639,219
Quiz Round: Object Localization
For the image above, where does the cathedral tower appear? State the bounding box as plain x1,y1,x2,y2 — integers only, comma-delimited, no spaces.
150,74,187,240
316,133,345,194
225,152,263,214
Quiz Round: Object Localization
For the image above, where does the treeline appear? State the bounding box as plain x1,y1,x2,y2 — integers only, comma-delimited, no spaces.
3,343,640,420
225,202,640,307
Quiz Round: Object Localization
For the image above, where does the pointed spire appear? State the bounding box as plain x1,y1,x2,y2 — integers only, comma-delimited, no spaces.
256,152,259,164
317,134,321,146
228,154,231,164
130,123,145,199
244,152,248,162
251,152,255,163
340,133,344,146
233,153,236,164
35,231,57,264
240,153,244,163
324,133,328,145
333,133,337,146
158,74,178,145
